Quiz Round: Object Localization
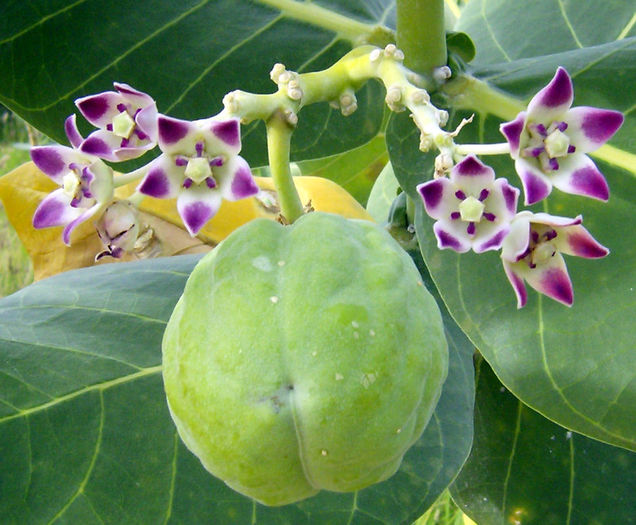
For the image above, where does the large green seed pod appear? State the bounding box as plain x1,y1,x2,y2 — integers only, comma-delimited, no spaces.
162,212,448,506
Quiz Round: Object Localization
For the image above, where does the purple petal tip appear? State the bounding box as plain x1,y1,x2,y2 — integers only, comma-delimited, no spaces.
158,116,189,145
212,120,240,147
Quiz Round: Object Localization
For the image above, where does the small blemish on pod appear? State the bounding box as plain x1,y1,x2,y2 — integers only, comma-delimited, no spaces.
270,296,279,304
321,449,328,456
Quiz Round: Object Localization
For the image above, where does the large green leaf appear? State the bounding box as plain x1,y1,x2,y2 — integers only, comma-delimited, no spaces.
0,0,396,166
457,0,636,65
0,251,473,524
451,357,636,525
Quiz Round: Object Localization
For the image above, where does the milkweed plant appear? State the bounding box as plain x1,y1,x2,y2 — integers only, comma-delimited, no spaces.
0,1,634,524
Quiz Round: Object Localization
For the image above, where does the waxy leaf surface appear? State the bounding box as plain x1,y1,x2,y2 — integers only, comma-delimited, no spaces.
0,0,395,167
451,358,636,525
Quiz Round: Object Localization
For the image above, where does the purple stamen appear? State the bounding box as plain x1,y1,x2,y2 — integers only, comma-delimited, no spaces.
82,189,93,198
195,142,204,157
483,212,496,222
120,138,130,147
134,108,142,118
567,145,576,154
529,123,548,137
450,211,460,220
529,261,537,269
205,177,217,189
70,197,81,208
116,103,127,113
555,121,568,132
522,146,545,157
544,229,557,241
478,189,489,201
69,162,81,172
210,156,224,167
106,124,113,131
134,129,148,141
183,178,193,189
531,231,540,243
175,156,188,167
455,190,466,200
516,247,532,262
466,222,476,235
548,158,559,171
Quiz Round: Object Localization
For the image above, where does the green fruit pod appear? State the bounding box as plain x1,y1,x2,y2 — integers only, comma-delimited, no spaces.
162,212,448,506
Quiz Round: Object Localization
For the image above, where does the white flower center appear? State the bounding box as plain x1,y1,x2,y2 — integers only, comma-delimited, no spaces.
532,242,556,266
184,157,212,184
544,129,570,158
459,196,485,222
112,111,136,139
62,172,80,197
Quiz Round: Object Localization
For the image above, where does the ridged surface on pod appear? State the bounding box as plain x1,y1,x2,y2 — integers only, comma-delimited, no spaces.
162,212,448,506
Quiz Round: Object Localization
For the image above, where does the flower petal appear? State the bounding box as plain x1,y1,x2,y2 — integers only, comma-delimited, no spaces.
523,252,573,307
501,212,532,262
550,154,609,201
417,177,456,220
30,146,91,183
514,157,552,205
221,156,259,201
136,157,182,198
473,225,511,253
32,189,78,228
157,115,193,149
62,203,103,246
556,224,609,259
75,91,122,128
177,188,222,236
65,114,84,149
527,67,573,122
212,119,240,147
114,82,155,108
80,130,121,160
450,155,496,196
502,260,528,309
135,104,159,143
564,106,623,153
500,112,526,158
433,222,471,253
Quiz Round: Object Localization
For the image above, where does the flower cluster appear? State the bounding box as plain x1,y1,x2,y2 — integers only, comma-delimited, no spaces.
31,83,259,258
418,68,621,308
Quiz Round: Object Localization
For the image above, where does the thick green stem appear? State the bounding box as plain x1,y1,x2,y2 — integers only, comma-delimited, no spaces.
443,73,525,121
266,113,304,223
396,0,447,75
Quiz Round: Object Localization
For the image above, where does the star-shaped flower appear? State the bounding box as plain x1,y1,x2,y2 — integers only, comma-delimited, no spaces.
500,67,623,205
417,155,519,253
135,114,259,236
501,211,609,308
75,82,158,161
31,144,114,245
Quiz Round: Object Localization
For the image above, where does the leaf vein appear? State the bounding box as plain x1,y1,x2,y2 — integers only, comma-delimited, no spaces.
47,390,105,524
0,366,161,424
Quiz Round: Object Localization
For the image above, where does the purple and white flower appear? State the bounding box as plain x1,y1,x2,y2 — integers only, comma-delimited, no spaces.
75,83,158,162
31,145,114,245
501,211,609,308
95,200,140,260
417,155,519,253
500,67,623,205
135,114,259,236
